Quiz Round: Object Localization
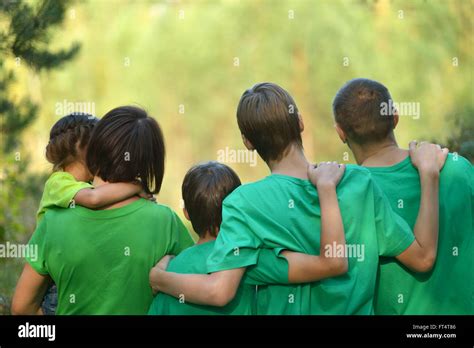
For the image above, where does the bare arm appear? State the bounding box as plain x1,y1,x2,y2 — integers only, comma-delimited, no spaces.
11,264,50,315
396,141,448,272
74,182,143,209
149,257,245,307
282,162,348,283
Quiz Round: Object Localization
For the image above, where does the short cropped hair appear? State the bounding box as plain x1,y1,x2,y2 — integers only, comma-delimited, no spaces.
86,106,165,194
236,82,302,163
182,161,241,237
333,78,395,144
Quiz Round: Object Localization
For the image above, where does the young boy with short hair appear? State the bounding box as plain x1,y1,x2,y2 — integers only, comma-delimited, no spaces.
150,83,447,315
332,78,473,314
149,160,348,314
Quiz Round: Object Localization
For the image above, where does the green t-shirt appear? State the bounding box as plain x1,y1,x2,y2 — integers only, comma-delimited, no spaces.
370,153,474,314
27,199,195,315
37,171,92,221
207,166,415,315
148,241,289,315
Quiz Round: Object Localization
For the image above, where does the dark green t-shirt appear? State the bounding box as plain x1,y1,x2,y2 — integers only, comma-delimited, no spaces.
148,241,289,315
207,166,415,315
27,199,195,315
370,153,474,314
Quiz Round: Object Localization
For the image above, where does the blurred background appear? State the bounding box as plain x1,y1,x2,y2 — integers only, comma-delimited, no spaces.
0,0,473,313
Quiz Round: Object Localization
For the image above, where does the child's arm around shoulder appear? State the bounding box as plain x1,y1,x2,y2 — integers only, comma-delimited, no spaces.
395,141,448,272
150,256,245,307
281,162,348,283
74,181,145,209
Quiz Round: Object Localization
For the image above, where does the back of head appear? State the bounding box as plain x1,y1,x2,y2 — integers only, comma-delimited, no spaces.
46,113,99,171
236,82,302,162
86,106,165,194
333,78,395,145
182,161,241,237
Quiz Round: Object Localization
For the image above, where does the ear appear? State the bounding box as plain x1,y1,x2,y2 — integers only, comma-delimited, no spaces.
298,113,304,133
393,112,399,129
335,123,347,144
241,133,255,151
182,207,190,221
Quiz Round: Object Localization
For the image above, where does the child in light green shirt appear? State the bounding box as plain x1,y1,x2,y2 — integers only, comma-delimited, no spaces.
37,113,149,222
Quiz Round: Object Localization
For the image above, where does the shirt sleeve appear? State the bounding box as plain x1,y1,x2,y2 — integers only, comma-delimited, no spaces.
26,216,49,275
373,179,415,257
245,248,289,285
167,209,195,255
44,172,93,208
207,194,262,273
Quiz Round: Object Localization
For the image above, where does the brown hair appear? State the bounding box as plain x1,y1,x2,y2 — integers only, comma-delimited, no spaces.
46,113,99,171
333,78,395,144
86,106,165,194
182,161,241,237
236,82,303,163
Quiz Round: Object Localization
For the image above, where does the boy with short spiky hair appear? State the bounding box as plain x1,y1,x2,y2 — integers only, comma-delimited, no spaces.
151,82,447,314
333,78,473,314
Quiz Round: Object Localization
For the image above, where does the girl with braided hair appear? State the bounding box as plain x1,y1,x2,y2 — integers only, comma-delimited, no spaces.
37,112,147,221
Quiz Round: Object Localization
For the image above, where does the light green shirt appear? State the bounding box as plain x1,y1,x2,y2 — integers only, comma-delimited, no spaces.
37,171,92,221
207,166,415,315
370,154,474,314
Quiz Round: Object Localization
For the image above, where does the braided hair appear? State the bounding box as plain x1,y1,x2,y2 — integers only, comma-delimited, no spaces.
46,113,99,171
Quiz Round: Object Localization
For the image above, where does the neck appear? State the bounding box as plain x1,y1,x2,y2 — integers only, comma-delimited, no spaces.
267,144,310,179
350,136,408,167
64,161,90,182
92,176,139,209
196,233,216,244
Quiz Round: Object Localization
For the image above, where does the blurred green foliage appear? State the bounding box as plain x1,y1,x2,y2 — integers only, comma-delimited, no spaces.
0,0,472,312
1,0,80,313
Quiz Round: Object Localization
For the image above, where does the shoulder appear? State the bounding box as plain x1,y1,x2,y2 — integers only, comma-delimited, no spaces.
140,201,184,225
441,153,473,179
41,205,75,224
343,164,371,176
44,171,76,188
168,242,213,271
339,164,374,187
43,172,91,198
221,178,270,206
170,244,199,263
142,201,178,216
